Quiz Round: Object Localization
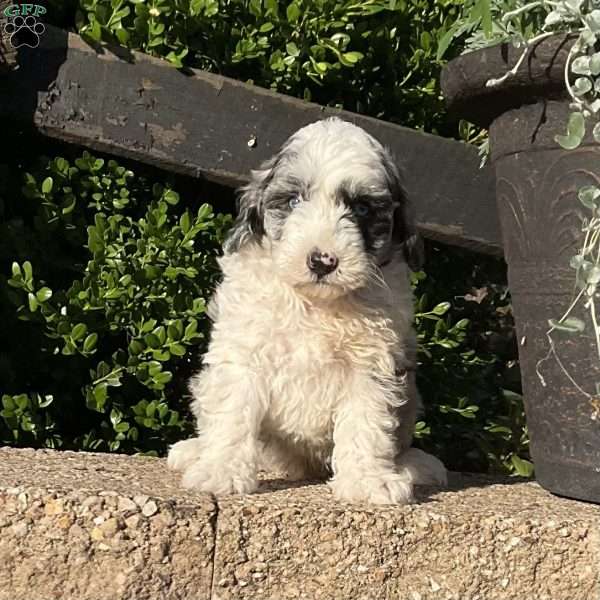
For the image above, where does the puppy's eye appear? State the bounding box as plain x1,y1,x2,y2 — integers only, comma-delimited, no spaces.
353,202,370,218
289,196,302,209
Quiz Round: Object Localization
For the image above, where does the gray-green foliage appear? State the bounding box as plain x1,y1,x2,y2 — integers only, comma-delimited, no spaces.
443,0,600,405
436,0,546,58
74,0,467,133
440,0,600,147
536,182,600,408
0,152,230,453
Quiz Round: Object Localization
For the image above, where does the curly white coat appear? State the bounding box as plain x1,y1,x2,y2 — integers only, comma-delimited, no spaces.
168,118,446,504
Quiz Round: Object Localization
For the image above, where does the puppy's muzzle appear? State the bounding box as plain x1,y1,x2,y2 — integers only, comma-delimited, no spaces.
308,249,339,278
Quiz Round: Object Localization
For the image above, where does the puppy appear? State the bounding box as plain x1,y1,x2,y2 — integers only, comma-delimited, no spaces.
168,117,446,504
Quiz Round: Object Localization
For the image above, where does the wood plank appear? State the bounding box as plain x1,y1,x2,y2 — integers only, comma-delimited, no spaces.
1,26,502,256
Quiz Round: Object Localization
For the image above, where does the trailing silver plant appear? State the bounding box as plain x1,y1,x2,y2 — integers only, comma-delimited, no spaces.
451,0,600,405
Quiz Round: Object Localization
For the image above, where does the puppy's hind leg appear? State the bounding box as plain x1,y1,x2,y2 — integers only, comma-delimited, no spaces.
396,447,448,487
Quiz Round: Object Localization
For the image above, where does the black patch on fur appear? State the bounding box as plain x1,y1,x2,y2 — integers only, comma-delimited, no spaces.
379,149,424,271
339,185,394,261
223,155,283,253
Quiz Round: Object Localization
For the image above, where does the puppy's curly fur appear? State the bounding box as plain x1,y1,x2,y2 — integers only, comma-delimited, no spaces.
168,118,446,504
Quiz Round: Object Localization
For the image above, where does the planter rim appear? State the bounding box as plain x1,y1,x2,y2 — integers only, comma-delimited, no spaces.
441,33,575,128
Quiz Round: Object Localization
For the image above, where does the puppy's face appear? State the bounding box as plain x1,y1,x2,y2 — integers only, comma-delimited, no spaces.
224,118,422,300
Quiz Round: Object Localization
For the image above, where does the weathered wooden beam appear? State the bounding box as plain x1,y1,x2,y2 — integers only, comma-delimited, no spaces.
1,26,502,256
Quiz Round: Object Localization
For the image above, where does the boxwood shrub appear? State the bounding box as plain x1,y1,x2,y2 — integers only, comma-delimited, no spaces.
0,151,230,454
72,0,466,135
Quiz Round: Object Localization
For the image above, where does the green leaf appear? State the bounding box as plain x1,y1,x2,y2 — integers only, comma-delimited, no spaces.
144,333,161,348
169,343,186,357
341,51,364,65
14,394,29,410
479,0,492,36
190,0,204,15
578,185,600,209
116,27,130,44
314,61,328,74
71,323,88,341
167,322,181,341
510,455,534,477
154,371,173,385
570,254,590,270
87,384,108,412
36,287,53,303
555,112,585,150
38,394,53,408
589,9,600,33
571,56,591,75
146,400,157,417
42,177,53,194
286,42,300,57
593,122,600,143
28,293,38,312
286,2,301,22
548,317,585,333
590,53,600,76
2,395,15,410
432,302,451,315
587,266,600,285
129,339,145,355
141,319,157,333
152,326,166,344
180,212,191,233
184,319,198,339
163,189,180,205
62,197,77,215
152,349,171,361
23,261,33,282
573,77,592,96
83,333,98,353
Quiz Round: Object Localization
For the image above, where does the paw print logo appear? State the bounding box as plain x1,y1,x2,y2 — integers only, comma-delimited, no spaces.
3,15,45,49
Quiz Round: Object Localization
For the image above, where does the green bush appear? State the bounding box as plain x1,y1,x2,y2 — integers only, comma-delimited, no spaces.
0,152,230,454
1,149,528,475
74,0,465,134
412,246,531,476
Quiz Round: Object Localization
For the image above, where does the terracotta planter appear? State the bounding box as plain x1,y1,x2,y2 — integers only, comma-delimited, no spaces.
443,34,600,503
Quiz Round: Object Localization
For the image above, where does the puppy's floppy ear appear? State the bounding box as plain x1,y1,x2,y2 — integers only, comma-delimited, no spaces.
381,148,424,271
223,158,276,254
393,200,424,272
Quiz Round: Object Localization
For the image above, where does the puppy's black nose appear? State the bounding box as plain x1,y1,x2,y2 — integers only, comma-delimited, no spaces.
308,250,338,277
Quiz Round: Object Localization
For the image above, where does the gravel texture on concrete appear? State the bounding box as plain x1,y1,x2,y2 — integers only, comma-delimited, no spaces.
0,447,599,600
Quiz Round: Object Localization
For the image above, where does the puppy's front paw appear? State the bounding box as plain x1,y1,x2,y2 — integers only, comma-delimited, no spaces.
329,471,414,505
181,458,257,496
167,438,204,472
397,447,448,487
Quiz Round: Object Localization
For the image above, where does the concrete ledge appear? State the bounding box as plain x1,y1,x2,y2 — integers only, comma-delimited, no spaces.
0,448,598,600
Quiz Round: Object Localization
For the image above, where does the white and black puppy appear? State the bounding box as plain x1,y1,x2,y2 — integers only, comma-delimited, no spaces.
168,117,447,504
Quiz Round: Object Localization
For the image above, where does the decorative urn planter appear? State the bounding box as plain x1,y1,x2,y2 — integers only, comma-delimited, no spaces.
442,34,600,503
